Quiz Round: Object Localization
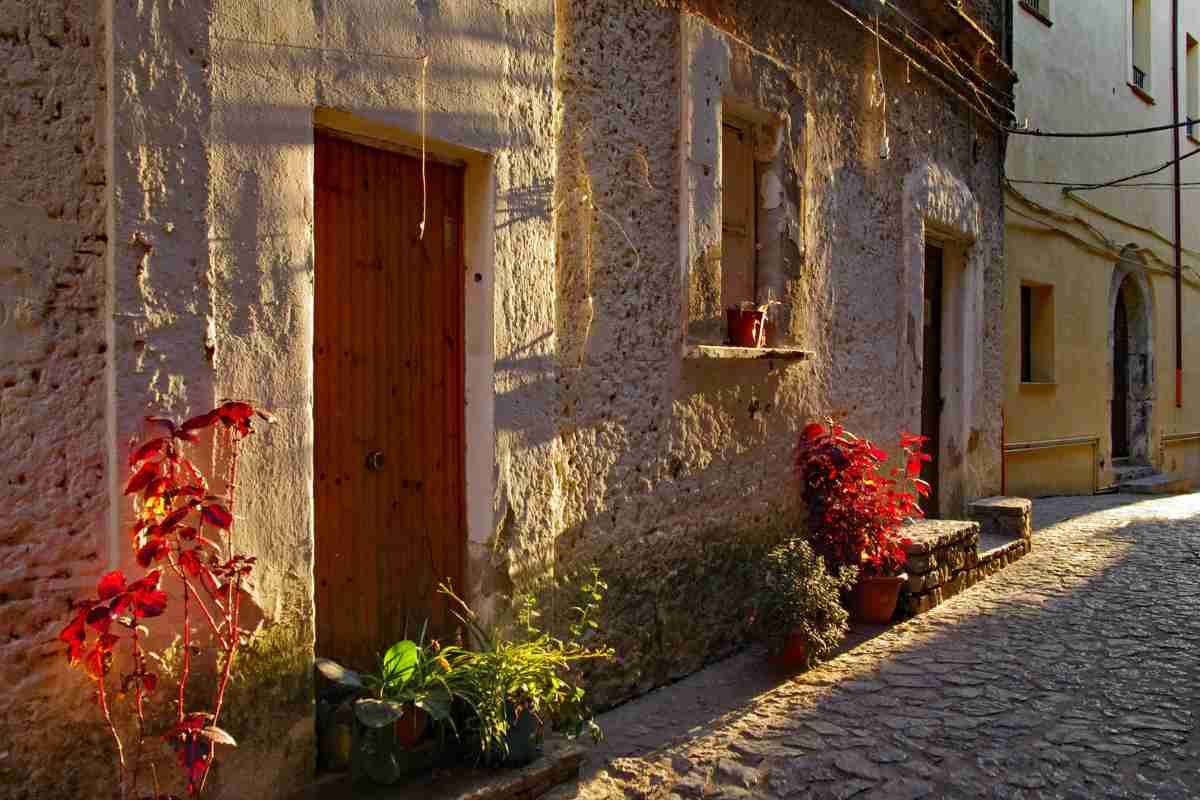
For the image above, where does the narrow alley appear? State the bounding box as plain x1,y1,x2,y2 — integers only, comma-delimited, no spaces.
549,493,1200,800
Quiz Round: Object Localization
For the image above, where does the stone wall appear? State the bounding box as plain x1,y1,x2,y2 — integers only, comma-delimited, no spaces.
2,0,1009,793
0,0,113,795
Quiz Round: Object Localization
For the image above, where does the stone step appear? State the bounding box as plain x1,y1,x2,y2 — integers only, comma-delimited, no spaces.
1117,474,1193,494
1113,462,1156,483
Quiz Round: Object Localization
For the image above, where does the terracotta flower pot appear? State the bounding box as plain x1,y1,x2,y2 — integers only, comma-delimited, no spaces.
726,308,766,347
850,574,907,624
393,704,429,748
767,631,808,669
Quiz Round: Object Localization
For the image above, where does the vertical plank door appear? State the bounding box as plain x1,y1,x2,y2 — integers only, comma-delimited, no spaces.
313,130,465,670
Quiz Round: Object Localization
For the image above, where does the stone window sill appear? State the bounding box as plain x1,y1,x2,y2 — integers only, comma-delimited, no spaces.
1128,83,1156,106
1019,2,1052,28
684,344,813,361
1019,380,1057,388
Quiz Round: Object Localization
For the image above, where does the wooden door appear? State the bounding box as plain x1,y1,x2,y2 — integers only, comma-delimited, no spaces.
313,130,465,670
1113,291,1130,458
920,245,943,518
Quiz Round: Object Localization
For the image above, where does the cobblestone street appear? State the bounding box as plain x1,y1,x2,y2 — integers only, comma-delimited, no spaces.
547,493,1200,800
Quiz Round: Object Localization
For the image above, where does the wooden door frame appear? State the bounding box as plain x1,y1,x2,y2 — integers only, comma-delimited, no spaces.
312,108,496,622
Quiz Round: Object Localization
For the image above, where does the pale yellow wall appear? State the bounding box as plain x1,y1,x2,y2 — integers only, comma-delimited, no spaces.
1006,0,1200,494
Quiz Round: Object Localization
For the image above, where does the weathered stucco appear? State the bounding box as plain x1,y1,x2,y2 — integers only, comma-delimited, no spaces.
2,0,1008,794
0,0,113,795
1005,0,1200,494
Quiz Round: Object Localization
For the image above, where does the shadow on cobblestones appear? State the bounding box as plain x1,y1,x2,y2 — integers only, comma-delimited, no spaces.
546,493,1200,800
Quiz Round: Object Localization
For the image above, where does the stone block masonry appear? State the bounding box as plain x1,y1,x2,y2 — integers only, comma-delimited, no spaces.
900,497,1035,617
969,495,1034,542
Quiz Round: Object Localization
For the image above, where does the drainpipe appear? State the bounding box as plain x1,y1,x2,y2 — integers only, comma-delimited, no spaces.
1173,0,1184,408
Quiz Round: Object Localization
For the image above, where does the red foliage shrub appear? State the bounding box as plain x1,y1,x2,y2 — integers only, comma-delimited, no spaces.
59,401,272,798
794,420,930,577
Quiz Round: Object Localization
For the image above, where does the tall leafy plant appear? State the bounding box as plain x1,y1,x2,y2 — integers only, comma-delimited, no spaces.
794,420,929,576
59,401,273,798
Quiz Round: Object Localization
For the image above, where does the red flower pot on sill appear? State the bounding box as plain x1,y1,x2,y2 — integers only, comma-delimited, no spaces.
726,307,765,347
850,574,907,624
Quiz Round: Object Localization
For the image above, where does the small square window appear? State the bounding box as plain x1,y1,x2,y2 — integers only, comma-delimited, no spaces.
1020,283,1055,383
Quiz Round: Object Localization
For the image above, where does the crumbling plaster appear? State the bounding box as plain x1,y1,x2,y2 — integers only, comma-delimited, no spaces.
4,0,1006,793
0,0,113,796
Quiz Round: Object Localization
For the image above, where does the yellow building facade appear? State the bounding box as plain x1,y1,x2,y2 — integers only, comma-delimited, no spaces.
1005,0,1200,496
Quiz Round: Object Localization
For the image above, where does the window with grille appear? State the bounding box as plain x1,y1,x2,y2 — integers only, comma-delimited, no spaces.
1132,0,1152,94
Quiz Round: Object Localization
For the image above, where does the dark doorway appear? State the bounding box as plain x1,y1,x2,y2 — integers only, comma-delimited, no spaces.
920,244,944,518
313,130,467,670
1112,290,1130,459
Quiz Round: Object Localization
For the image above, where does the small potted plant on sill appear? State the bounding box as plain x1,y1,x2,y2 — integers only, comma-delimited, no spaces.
726,292,782,348
752,538,858,669
795,420,930,625
438,571,614,767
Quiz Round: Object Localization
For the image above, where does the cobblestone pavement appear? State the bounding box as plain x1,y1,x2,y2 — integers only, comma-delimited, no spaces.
546,493,1200,800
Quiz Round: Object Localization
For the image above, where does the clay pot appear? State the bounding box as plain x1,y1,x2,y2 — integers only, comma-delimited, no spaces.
850,574,907,624
726,308,766,347
767,631,808,669
393,704,429,748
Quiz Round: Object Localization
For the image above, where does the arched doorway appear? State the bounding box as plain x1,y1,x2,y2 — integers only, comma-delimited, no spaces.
1109,257,1155,467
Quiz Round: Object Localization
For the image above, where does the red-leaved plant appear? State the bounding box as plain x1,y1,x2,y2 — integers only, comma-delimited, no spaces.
794,420,930,577
59,401,272,799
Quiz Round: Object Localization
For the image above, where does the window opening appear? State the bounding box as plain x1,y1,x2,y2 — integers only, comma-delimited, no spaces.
1188,35,1198,137
1132,0,1152,93
1020,283,1055,383
721,116,757,310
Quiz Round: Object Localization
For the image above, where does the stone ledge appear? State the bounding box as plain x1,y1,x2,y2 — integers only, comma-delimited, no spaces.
900,519,979,555
899,512,1034,618
967,496,1032,517
292,740,584,800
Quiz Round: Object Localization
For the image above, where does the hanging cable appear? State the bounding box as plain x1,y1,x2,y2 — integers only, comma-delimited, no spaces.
1006,118,1200,137
1059,147,1200,192
1008,178,1200,188
822,0,1011,132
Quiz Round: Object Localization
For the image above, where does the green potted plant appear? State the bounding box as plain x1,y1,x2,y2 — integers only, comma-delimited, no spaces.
438,571,614,767
753,538,858,669
794,420,930,624
350,625,472,784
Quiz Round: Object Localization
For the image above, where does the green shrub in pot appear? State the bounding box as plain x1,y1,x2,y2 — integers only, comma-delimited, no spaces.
753,538,858,668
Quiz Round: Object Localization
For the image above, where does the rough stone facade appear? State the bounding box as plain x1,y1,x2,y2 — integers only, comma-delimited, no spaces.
1,0,1011,795
0,0,113,795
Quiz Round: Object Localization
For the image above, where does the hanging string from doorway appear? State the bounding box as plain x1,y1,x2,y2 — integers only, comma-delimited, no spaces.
419,55,429,240
210,34,432,240
872,12,890,159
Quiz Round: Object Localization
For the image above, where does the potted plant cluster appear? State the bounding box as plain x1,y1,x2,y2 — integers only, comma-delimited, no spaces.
321,571,614,785
794,420,930,624
752,538,858,669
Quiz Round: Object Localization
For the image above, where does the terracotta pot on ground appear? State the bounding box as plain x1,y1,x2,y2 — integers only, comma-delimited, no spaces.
767,631,808,669
393,704,429,748
726,308,765,347
850,574,907,624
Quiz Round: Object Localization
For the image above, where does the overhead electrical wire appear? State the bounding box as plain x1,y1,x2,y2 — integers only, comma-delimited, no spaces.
1007,118,1200,138
1058,147,1200,191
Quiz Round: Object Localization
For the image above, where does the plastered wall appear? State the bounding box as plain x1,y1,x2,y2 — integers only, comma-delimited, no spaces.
0,0,115,795
1005,0,1200,493
3,0,1007,794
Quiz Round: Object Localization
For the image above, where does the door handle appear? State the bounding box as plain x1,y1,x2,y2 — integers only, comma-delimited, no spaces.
365,450,385,471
